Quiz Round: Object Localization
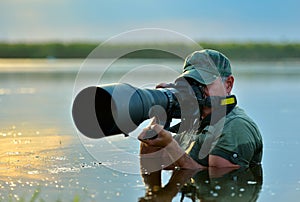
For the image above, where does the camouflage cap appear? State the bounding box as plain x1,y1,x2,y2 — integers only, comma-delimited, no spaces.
178,49,232,85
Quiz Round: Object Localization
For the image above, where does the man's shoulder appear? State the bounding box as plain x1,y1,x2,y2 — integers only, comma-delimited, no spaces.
225,106,261,135
226,106,254,124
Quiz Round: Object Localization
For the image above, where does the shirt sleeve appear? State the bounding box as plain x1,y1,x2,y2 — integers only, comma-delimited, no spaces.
209,117,258,167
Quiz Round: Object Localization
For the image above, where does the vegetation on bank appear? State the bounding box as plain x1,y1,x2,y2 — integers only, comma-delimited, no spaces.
0,42,300,60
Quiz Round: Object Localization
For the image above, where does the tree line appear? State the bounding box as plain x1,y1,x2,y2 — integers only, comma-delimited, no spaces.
0,42,299,60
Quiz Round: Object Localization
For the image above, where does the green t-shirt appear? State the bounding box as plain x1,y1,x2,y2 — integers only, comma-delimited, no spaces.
188,106,263,167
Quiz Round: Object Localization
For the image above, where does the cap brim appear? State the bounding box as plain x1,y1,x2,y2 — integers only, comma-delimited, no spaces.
178,68,219,85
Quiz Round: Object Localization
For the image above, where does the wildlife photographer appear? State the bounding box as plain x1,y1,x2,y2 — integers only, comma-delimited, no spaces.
138,49,263,169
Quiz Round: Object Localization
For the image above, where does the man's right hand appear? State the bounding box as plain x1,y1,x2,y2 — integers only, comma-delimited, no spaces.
155,82,173,89
138,117,173,149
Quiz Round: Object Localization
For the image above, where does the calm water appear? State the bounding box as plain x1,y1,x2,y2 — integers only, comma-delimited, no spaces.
0,59,300,201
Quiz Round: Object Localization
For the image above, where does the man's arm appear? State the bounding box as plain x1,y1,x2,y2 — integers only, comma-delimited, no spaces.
209,155,240,168
138,118,239,169
163,143,239,169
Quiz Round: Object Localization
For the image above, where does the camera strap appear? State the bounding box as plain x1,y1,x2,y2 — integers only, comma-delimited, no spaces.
168,95,237,133
197,95,236,108
198,95,237,132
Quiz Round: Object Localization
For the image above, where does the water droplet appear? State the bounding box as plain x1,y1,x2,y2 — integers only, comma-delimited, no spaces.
215,185,221,190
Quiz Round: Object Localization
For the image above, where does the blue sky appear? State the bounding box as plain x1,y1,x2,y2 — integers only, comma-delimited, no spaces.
0,0,299,42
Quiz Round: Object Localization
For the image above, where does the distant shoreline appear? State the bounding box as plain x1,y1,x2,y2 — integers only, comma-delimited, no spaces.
0,42,299,60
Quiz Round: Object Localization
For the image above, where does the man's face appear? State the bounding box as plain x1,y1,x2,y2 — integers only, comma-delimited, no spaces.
203,77,227,98
201,75,234,118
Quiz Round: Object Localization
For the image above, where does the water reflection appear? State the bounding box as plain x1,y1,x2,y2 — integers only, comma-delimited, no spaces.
139,166,263,202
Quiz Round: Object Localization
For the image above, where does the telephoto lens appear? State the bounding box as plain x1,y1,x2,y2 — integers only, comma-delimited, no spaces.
72,78,202,139
72,83,176,138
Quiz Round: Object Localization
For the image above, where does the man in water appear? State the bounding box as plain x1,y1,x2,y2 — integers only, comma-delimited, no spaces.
138,49,263,169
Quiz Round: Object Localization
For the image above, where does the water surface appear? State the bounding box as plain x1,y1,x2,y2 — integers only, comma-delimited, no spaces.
0,59,300,201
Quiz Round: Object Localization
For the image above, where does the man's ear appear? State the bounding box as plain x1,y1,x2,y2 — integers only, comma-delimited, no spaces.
225,76,234,94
